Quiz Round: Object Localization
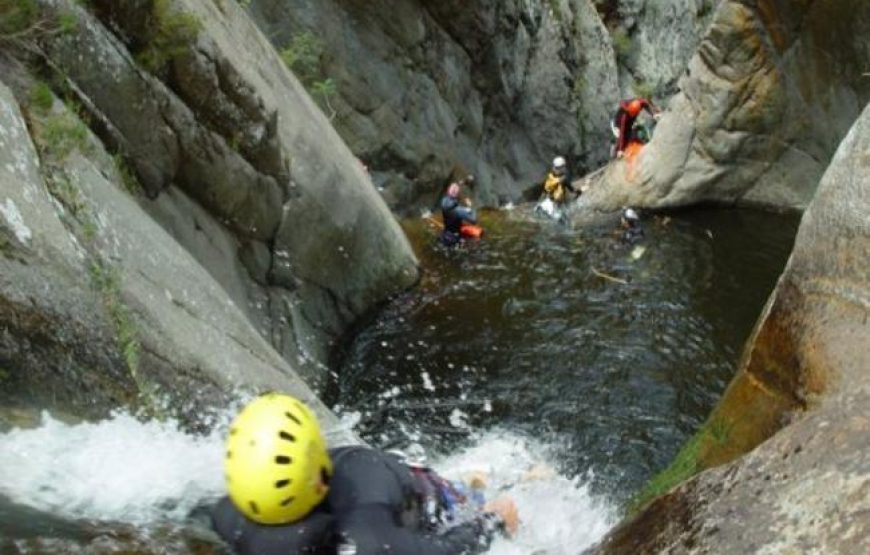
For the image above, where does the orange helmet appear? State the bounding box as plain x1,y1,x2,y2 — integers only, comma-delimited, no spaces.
627,99,643,117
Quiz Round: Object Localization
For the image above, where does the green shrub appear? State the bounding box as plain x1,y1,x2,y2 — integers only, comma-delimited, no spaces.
39,110,91,160
57,11,77,34
29,81,54,114
112,153,141,195
632,80,655,100
0,0,38,37
280,31,324,86
280,32,338,114
137,0,203,72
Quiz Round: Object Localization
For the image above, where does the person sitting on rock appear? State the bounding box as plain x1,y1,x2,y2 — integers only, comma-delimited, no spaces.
440,182,478,247
611,97,661,158
211,393,518,555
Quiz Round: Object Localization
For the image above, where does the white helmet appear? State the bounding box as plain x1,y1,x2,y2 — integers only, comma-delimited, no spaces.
552,156,566,174
623,207,640,221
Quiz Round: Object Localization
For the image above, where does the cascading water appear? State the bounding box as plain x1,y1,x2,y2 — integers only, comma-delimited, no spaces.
0,207,799,554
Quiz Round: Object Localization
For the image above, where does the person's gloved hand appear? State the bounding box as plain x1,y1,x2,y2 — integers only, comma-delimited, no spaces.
484,496,519,536
654,112,663,121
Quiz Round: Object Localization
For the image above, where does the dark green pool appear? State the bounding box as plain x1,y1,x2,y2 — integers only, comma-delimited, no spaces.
332,207,800,506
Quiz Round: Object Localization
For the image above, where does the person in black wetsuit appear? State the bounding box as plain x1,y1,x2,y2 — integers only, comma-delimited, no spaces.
440,182,477,247
619,207,645,245
211,393,517,555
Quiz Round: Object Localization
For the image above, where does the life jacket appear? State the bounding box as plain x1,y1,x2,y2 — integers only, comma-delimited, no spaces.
543,172,566,203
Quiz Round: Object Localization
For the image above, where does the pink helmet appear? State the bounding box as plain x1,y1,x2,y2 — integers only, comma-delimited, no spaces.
447,183,461,198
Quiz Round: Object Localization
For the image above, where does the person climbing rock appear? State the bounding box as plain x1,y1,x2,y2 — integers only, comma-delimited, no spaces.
611,98,661,158
619,207,645,245
440,182,478,247
211,393,518,555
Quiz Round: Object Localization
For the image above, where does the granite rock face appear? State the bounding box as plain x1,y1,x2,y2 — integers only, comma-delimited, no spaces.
25,0,419,386
587,99,870,555
577,0,870,214
246,0,716,210
0,0,429,438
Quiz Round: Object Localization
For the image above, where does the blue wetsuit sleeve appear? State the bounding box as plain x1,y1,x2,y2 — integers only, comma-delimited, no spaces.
337,505,494,555
454,206,477,224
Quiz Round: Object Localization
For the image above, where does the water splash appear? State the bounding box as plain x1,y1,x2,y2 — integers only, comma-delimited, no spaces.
432,432,616,555
0,413,614,553
0,412,226,524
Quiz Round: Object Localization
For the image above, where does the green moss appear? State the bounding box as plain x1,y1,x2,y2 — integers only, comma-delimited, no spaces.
0,0,38,37
29,81,54,114
36,110,92,160
57,11,77,34
0,0,78,42
611,28,632,63
112,153,141,195
633,80,655,100
137,0,203,72
280,31,324,86
631,430,703,512
81,219,98,241
45,174,87,216
88,260,161,416
631,414,736,512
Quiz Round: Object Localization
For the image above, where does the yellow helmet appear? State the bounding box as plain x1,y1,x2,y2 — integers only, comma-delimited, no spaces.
224,393,333,524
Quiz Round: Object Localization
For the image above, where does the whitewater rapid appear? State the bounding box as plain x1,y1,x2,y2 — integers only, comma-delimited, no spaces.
0,411,615,554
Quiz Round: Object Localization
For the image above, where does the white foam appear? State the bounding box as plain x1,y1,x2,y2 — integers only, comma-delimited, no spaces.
433,432,616,554
0,412,225,524
0,415,615,553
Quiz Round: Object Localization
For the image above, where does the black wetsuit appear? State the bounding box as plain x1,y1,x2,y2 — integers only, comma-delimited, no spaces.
211,446,498,555
440,196,477,247
622,224,645,245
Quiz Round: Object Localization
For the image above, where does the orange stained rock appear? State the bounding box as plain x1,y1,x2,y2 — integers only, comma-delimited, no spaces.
623,141,645,183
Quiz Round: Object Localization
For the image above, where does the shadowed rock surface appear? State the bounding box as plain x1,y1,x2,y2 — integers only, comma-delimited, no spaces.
1,0,420,437
246,0,716,210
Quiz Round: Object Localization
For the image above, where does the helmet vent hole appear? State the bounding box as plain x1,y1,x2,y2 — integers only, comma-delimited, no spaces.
275,479,291,488
249,501,259,515
275,455,292,464
285,411,303,426
226,450,232,459
279,430,296,442
280,496,295,507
